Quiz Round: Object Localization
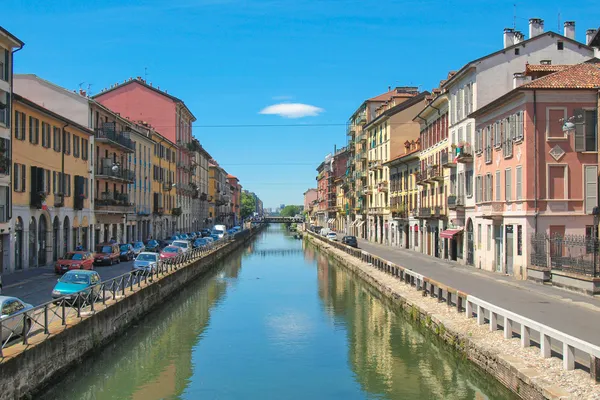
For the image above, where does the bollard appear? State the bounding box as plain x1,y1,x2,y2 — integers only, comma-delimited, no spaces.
44,305,49,334
504,316,513,339
591,356,600,382
489,312,497,331
521,325,530,347
437,287,443,303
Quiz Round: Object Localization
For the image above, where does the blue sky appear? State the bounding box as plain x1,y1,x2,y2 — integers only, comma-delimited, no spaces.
4,0,599,207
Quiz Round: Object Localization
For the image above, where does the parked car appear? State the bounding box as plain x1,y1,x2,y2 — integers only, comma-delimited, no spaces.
160,246,183,260
326,232,338,241
341,236,358,248
187,232,197,240
204,237,215,244
213,224,227,233
132,241,145,256
144,240,160,253
132,252,159,274
320,228,331,237
119,244,135,261
172,240,190,253
0,296,33,342
168,235,181,241
54,251,94,274
211,229,228,240
93,243,121,266
51,270,101,302
200,229,211,237
227,228,236,236
194,238,211,248
210,234,220,242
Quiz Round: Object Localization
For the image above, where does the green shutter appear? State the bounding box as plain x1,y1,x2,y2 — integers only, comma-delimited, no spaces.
574,108,585,151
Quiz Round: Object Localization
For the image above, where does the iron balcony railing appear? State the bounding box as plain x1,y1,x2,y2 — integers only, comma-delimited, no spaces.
447,195,465,209
417,207,431,218
441,152,456,168
456,143,473,163
94,128,135,152
97,163,135,183
0,229,254,358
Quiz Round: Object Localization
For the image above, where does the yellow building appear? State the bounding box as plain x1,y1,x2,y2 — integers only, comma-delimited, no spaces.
12,94,93,269
146,126,176,238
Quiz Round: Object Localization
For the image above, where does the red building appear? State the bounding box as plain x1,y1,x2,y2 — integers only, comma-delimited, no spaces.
93,77,197,232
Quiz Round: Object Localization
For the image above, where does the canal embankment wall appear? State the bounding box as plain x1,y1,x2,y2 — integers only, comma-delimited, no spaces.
0,226,265,400
306,232,600,400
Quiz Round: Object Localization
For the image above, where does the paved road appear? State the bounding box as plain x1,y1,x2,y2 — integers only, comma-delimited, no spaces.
356,238,600,346
2,261,135,306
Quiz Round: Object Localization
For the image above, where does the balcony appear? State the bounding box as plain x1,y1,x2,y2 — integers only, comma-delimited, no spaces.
95,191,134,213
455,143,473,163
391,205,407,219
356,112,367,125
162,181,174,192
94,125,135,153
368,160,382,170
347,123,356,136
441,152,456,169
0,154,10,176
416,207,432,218
97,161,135,183
432,206,445,218
357,133,366,143
426,165,443,182
415,171,427,186
481,201,504,220
364,186,373,194
377,181,388,193
447,195,465,210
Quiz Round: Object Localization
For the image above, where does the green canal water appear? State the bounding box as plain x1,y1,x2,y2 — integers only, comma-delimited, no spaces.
41,226,517,400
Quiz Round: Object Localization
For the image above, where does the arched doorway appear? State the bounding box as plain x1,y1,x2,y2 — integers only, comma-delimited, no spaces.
29,217,37,268
63,216,70,258
434,227,440,258
38,215,48,266
14,217,23,270
53,217,60,261
466,218,474,266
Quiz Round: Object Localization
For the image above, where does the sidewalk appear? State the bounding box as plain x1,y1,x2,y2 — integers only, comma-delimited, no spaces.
356,238,600,346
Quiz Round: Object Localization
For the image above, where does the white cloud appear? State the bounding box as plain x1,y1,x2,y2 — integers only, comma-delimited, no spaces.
259,103,324,119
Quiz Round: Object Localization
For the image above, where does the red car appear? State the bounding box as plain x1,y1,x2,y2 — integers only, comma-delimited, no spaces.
160,246,183,260
94,243,121,266
55,251,95,274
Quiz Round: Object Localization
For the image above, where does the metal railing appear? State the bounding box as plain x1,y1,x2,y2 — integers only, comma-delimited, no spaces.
530,233,600,277
94,128,135,152
0,228,256,358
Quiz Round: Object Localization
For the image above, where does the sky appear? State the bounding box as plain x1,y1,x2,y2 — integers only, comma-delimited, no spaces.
4,0,599,208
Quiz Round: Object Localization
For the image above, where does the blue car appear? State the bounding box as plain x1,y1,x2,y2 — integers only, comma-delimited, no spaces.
210,234,220,242
144,239,160,253
193,238,209,248
51,270,101,302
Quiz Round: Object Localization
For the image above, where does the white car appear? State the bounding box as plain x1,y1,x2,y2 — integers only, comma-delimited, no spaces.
172,240,190,253
327,232,337,241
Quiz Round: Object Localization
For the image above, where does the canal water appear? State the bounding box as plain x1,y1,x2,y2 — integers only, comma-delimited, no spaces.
41,226,516,400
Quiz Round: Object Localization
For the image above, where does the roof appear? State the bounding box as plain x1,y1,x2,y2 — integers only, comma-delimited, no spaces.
0,26,24,47
521,58,600,89
368,87,419,102
525,64,570,73
93,78,196,121
363,91,430,130
589,28,600,47
470,59,600,119
443,31,593,89
384,147,421,166
13,93,94,135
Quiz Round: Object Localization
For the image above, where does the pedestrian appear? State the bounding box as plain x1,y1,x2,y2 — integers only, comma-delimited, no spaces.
75,242,83,251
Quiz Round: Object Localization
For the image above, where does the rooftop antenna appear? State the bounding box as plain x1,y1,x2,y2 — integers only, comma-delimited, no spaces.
513,4,516,30
78,81,85,91
144,67,149,81
557,12,560,32
87,83,93,96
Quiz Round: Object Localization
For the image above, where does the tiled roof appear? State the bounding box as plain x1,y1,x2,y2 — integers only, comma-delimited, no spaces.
522,59,600,89
525,64,570,73
368,87,419,102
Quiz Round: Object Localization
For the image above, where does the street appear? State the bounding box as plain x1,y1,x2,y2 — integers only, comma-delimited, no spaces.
2,260,136,306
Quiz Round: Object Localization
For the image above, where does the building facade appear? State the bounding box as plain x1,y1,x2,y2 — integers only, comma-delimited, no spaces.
192,140,211,230
0,27,23,273
227,175,241,226
11,94,93,272
148,128,176,239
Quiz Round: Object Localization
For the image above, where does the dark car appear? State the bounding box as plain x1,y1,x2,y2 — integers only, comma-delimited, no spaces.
341,236,358,248
200,229,211,237
93,243,121,265
119,244,135,261
144,239,160,253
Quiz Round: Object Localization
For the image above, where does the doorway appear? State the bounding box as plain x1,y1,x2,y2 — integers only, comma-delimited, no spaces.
466,219,474,266
505,225,514,275
494,224,504,272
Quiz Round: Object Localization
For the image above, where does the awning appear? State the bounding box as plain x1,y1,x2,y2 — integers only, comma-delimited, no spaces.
327,218,335,224
357,220,365,228
350,220,357,227
440,229,463,239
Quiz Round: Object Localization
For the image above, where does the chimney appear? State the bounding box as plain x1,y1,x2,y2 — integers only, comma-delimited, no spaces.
79,89,87,97
529,18,544,38
514,31,525,44
563,21,575,40
587,29,598,45
513,72,529,88
388,86,391,91
503,28,515,48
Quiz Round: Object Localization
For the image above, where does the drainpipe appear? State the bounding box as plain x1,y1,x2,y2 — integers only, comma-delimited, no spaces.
533,90,538,234
61,124,69,199
9,43,24,222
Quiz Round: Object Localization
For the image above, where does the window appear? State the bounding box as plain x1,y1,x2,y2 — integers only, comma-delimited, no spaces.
495,171,501,201
466,123,472,145
475,175,482,203
0,49,5,81
44,170,50,194
574,109,597,152
504,115,514,157
517,225,523,256
65,174,72,196
465,169,473,197
584,165,598,214
514,48,520,55
494,121,501,148
478,224,482,246
457,127,463,144
487,225,492,251
557,41,564,50
14,111,25,140
82,138,88,160
505,168,512,201
515,111,524,141
515,166,522,200
41,122,51,148
548,165,566,199
485,173,493,202
73,135,80,158
53,127,61,152
475,129,482,154
547,108,566,139
63,132,71,155
29,116,39,144
485,126,492,163
13,163,25,192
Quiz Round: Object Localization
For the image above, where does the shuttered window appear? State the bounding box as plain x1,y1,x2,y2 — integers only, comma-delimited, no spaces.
505,168,512,202
515,111,524,141
584,165,598,214
29,117,39,144
485,127,492,163
516,166,522,200
494,121,501,148
495,171,501,201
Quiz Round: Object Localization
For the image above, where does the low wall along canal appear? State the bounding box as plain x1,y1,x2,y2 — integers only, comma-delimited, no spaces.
36,226,515,400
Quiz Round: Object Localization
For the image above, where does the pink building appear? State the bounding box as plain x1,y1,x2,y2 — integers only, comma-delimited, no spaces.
93,78,197,232
303,188,318,218
470,60,599,279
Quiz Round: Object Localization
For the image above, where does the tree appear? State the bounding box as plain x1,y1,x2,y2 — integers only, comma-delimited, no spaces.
241,192,256,219
280,205,302,218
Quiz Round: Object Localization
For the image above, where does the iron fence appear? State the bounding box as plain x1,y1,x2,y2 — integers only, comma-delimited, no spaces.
0,228,255,358
530,233,600,277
